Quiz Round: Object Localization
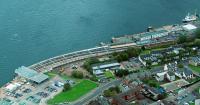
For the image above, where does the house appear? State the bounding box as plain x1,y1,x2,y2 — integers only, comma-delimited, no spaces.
151,50,163,58
155,72,167,81
5,83,21,92
175,68,193,79
139,54,160,66
175,70,183,78
182,24,197,31
164,64,168,71
189,56,200,66
166,71,175,81
167,62,178,71
195,99,200,105
142,85,165,101
112,86,144,105
182,68,194,79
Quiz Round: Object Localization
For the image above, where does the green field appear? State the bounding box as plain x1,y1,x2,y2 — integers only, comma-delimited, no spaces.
141,47,166,55
189,65,200,73
104,71,115,79
44,72,57,78
47,80,98,104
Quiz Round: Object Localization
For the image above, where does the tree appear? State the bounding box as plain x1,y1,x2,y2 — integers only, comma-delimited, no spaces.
103,86,121,97
83,58,100,73
178,35,187,44
149,82,159,88
63,83,71,92
146,60,152,69
178,64,184,68
113,47,141,62
126,47,141,57
90,75,98,82
195,28,200,39
115,70,129,77
194,39,200,47
141,46,146,51
72,71,84,79
178,49,185,59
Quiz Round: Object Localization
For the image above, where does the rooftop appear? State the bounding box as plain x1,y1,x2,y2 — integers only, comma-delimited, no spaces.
138,30,168,38
183,24,197,31
15,66,48,83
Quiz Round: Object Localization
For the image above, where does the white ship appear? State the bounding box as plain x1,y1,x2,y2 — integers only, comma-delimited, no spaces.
182,12,198,23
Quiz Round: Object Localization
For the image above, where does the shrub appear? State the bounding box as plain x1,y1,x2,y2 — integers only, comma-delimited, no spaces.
63,83,71,92
72,71,84,79
115,70,129,77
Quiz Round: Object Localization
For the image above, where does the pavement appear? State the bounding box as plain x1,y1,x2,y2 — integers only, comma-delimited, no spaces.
71,79,122,105
164,81,200,104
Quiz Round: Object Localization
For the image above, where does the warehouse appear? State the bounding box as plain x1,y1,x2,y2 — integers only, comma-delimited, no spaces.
15,66,49,84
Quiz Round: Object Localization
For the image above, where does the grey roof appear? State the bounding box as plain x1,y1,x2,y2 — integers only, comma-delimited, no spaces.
183,68,193,76
191,56,200,63
30,74,49,83
140,54,158,62
139,30,168,38
92,61,120,70
15,66,38,78
15,66,48,83
168,71,175,76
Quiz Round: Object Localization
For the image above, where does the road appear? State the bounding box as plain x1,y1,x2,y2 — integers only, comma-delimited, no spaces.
72,79,122,105
164,81,200,104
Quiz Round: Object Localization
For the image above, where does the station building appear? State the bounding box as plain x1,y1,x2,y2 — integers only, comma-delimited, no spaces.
15,66,49,84
136,30,169,41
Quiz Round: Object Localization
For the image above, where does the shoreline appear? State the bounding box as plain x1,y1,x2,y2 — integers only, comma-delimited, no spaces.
1,19,200,88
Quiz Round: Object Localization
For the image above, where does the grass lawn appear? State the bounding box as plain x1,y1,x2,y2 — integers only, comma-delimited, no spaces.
189,103,195,105
104,71,115,79
142,78,163,88
141,47,166,55
59,74,83,83
44,72,57,78
47,80,98,104
141,50,151,55
189,65,200,73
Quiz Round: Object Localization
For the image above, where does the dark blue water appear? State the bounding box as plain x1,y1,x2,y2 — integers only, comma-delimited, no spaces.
0,0,200,86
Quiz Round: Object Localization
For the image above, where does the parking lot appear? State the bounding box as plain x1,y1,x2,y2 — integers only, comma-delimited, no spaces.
0,76,64,105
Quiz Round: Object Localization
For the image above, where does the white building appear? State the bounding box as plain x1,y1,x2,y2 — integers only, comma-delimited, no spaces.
182,24,197,31
155,72,167,81
137,30,169,41
166,72,175,81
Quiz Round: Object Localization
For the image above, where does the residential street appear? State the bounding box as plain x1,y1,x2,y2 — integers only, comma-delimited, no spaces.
72,79,122,105
164,81,200,104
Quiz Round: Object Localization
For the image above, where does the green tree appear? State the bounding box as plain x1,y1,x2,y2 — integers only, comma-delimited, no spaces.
195,28,200,39
146,60,152,69
83,58,100,73
90,75,98,82
63,83,71,92
103,86,120,97
178,35,187,44
141,46,146,51
178,49,185,59
178,64,184,68
194,39,200,47
72,71,84,79
115,70,129,77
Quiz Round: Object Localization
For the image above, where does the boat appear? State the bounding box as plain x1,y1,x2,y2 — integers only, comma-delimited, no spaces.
182,12,198,23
